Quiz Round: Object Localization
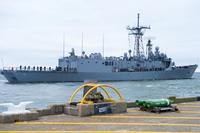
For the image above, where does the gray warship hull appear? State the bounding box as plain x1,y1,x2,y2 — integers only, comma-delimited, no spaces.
2,14,198,83
1,65,197,83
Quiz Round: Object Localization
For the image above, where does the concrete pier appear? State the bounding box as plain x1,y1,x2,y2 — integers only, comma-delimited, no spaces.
0,111,39,123
1,100,200,132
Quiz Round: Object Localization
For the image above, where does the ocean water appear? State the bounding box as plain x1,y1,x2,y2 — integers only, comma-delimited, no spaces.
0,73,200,112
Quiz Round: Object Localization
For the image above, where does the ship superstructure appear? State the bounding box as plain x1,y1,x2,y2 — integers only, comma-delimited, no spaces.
58,14,173,73
1,14,197,83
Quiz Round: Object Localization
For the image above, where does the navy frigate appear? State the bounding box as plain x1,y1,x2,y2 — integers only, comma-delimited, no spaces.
1,14,198,83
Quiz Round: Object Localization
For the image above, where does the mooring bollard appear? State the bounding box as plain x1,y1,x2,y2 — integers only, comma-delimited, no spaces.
65,82,127,116
83,80,97,97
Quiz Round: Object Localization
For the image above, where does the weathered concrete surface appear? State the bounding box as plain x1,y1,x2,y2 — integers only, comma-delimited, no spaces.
1,102,200,132
34,104,65,117
64,103,94,116
111,101,127,113
65,102,126,116
0,111,39,123
0,104,65,123
48,104,65,115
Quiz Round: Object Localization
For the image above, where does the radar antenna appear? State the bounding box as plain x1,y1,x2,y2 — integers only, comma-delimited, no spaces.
127,13,150,58
81,32,86,56
81,32,84,55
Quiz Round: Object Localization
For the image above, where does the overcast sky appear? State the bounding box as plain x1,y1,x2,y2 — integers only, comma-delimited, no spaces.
0,0,200,71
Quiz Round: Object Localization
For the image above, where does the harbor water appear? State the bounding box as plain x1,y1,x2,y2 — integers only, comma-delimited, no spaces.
0,73,200,112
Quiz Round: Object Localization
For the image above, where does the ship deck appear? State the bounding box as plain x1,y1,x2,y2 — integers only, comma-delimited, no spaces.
1,101,200,132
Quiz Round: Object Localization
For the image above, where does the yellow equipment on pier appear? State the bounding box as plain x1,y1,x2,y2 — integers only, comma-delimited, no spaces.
65,83,127,116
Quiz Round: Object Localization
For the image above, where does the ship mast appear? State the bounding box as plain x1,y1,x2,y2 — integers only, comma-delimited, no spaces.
62,33,65,58
127,13,150,58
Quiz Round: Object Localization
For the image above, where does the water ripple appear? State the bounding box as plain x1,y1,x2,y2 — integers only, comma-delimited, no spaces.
0,73,200,112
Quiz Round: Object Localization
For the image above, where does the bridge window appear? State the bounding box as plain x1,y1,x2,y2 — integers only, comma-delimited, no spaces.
105,61,114,66
105,61,108,66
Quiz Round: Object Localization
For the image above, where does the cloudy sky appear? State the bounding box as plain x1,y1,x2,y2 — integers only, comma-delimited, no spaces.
0,0,200,71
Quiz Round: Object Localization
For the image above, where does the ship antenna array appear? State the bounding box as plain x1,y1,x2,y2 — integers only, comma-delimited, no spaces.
127,13,150,58
1,58,4,69
102,34,104,58
81,32,84,56
62,32,66,58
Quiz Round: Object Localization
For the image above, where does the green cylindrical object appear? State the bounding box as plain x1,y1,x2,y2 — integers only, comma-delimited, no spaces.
136,99,173,108
135,100,145,106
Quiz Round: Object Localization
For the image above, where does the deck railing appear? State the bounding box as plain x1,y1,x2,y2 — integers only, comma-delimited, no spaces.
2,66,77,72
3,66,55,72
